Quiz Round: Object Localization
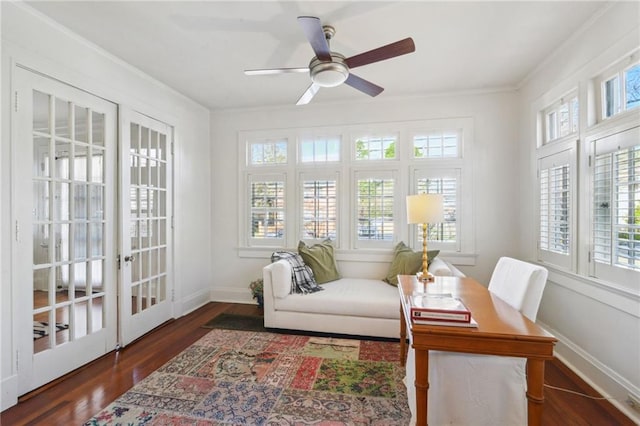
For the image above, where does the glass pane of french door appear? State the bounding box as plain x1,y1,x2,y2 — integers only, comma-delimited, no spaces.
129,124,168,314
32,91,107,353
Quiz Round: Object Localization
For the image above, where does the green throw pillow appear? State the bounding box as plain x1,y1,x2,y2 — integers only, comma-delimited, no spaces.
298,239,341,284
384,241,439,286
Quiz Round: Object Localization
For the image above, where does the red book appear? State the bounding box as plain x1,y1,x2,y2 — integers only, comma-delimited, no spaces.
408,295,471,323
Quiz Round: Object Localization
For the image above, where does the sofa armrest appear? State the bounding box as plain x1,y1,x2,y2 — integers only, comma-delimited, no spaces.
429,257,466,277
263,259,292,299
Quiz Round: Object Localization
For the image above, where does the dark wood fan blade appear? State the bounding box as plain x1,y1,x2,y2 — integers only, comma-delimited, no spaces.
345,38,415,69
245,67,309,76
344,74,384,97
298,16,331,61
296,83,320,105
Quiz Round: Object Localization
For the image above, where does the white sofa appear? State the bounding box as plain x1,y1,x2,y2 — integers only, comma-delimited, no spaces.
262,257,464,338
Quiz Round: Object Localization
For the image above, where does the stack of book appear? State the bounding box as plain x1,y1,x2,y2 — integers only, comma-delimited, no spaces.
408,294,478,327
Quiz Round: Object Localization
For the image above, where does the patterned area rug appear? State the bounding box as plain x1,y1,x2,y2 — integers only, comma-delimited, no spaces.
33,321,69,340
85,329,410,425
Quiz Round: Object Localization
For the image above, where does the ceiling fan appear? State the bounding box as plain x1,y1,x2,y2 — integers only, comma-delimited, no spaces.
244,16,416,105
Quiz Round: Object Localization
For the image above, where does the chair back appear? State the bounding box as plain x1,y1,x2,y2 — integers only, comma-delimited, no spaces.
488,257,548,321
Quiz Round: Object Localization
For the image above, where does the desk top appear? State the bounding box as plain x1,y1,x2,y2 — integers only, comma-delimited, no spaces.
398,274,556,357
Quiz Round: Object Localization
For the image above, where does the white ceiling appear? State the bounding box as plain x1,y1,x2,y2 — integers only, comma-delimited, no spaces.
26,1,607,111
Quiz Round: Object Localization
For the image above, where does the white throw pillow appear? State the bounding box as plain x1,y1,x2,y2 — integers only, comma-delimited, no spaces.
271,260,293,298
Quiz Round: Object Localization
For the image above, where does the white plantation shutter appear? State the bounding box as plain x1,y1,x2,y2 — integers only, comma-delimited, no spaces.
247,173,286,246
538,149,574,269
300,172,339,242
354,169,396,248
540,166,570,254
413,168,460,252
592,127,640,283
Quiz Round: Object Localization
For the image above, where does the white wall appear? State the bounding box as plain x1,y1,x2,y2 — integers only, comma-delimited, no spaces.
210,90,520,302
1,2,212,409
517,2,640,422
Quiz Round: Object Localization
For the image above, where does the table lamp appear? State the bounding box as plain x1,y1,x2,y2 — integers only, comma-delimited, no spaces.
406,193,444,282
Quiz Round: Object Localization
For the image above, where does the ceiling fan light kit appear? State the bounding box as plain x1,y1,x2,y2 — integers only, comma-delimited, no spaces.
309,54,349,87
244,16,415,105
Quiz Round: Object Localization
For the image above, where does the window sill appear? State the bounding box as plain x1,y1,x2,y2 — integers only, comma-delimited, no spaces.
238,246,477,266
538,261,639,317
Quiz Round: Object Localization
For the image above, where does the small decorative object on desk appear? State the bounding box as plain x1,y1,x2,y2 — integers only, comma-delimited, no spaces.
249,278,264,307
408,294,471,323
416,271,435,282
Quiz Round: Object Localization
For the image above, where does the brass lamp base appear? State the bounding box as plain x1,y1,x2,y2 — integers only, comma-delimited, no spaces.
418,222,434,283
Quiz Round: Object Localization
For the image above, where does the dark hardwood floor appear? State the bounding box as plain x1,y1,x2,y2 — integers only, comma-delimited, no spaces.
1,302,635,425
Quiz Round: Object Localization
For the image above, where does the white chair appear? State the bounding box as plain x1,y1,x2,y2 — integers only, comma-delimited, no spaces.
405,257,549,426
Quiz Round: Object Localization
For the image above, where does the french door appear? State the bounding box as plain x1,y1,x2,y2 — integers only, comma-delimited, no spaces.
118,109,173,345
13,68,174,394
14,67,118,393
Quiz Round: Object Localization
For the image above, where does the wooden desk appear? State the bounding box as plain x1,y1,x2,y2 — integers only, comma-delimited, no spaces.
398,274,557,426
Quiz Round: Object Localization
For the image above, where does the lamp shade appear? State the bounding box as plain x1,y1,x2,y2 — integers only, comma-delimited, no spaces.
406,194,444,224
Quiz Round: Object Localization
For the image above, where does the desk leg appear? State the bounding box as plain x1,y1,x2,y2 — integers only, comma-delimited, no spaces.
526,358,545,426
400,305,407,366
415,349,429,426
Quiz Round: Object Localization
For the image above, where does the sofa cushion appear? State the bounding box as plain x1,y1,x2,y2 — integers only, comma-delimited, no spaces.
384,241,439,286
271,251,323,294
298,239,341,284
274,278,400,320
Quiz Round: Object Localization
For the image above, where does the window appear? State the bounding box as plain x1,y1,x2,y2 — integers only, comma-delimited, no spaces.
537,147,574,270
542,92,578,144
248,176,285,242
603,75,621,118
414,170,459,251
239,119,474,262
413,132,459,158
300,135,340,163
534,56,640,291
593,129,640,275
598,53,640,120
624,64,640,110
301,174,338,241
354,135,397,160
355,172,395,244
249,139,287,165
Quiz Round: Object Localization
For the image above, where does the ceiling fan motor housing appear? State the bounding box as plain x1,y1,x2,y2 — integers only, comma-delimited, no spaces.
309,53,349,87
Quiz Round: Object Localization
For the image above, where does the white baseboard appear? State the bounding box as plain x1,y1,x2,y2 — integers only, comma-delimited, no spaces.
539,320,640,424
179,288,211,317
210,287,254,305
1,374,18,411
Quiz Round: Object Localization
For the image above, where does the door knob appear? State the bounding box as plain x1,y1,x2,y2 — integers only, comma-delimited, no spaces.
124,255,135,262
